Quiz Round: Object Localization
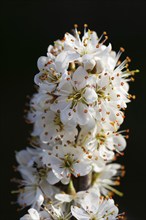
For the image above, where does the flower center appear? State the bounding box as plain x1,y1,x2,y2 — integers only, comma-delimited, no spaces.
67,88,88,107
37,167,50,179
96,85,111,101
68,91,83,102
97,89,105,98
39,70,61,83
54,114,62,125
63,154,74,168
53,114,64,131
96,132,106,146
49,71,61,82
91,217,97,220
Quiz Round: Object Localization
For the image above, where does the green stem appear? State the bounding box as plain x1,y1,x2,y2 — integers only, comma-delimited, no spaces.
67,179,76,195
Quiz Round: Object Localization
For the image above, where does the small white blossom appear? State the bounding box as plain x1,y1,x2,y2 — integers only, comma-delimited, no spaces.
27,92,77,145
35,54,63,93
20,208,42,220
71,192,119,220
17,167,44,208
55,190,89,204
51,66,97,127
48,144,92,184
27,91,53,136
44,203,72,220
36,110,77,144
78,124,127,161
92,163,125,196
20,204,71,220
47,39,64,57
16,148,60,208
64,28,105,58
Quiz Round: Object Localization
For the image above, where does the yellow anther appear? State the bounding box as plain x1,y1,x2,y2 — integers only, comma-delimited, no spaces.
74,24,78,28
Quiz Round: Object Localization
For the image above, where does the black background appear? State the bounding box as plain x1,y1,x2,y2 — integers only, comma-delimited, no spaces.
1,0,146,219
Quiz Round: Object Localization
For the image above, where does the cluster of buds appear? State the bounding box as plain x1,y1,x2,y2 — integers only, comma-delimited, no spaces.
13,24,138,220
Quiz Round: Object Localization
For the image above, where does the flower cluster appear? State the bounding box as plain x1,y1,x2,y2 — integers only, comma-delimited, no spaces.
13,24,137,219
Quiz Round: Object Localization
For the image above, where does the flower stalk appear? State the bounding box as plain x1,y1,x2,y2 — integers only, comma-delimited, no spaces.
67,180,76,196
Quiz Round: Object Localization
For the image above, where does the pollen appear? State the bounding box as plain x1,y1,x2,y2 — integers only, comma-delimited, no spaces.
120,47,125,52
126,56,131,62
84,23,88,28
74,24,78,28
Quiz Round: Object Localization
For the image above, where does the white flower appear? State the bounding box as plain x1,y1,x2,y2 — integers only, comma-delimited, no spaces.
16,148,60,208
16,148,36,167
20,204,71,220
89,149,106,172
27,92,78,145
35,50,79,93
20,208,41,220
35,110,77,145
14,25,135,220
27,92,53,135
45,203,72,220
64,28,104,57
35,55,63,93
20,204,72,220
92,163,125,196
48,144,92,184
17,167,59,208
71,192,119,220
63,27,119,74
51,66,97,127
47,39,64,57
87,72,126,126
17,167,44,208
79,124,127,161
30,136,54,150
55,190,88,204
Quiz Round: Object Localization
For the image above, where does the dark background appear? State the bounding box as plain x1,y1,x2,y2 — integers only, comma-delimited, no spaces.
1,0,146,219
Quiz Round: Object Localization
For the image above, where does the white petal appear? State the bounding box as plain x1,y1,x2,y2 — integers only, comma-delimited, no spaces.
35,187,44,207
28,208,40,220
72,66,88,85
40,128,55,144
58,81,73,95
55,51,79,73
83,87,97,104
18,186,37,207
50,97,72,112
73,162,92,176
60,108,75,124
37,56,48,70
18,167,36,183
20,214,32,220
90,31,99,46
47,170,60,185
98,198,119,218
82,192,99,214
95,59,104,74
113,134,126,151
71,206,90,220
61,176,70,185
98,74,109,88
107,56,116,70
76,102,89,125
40,180,55,198
99,145,114,160
55,193,73,202
16,150,32,166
